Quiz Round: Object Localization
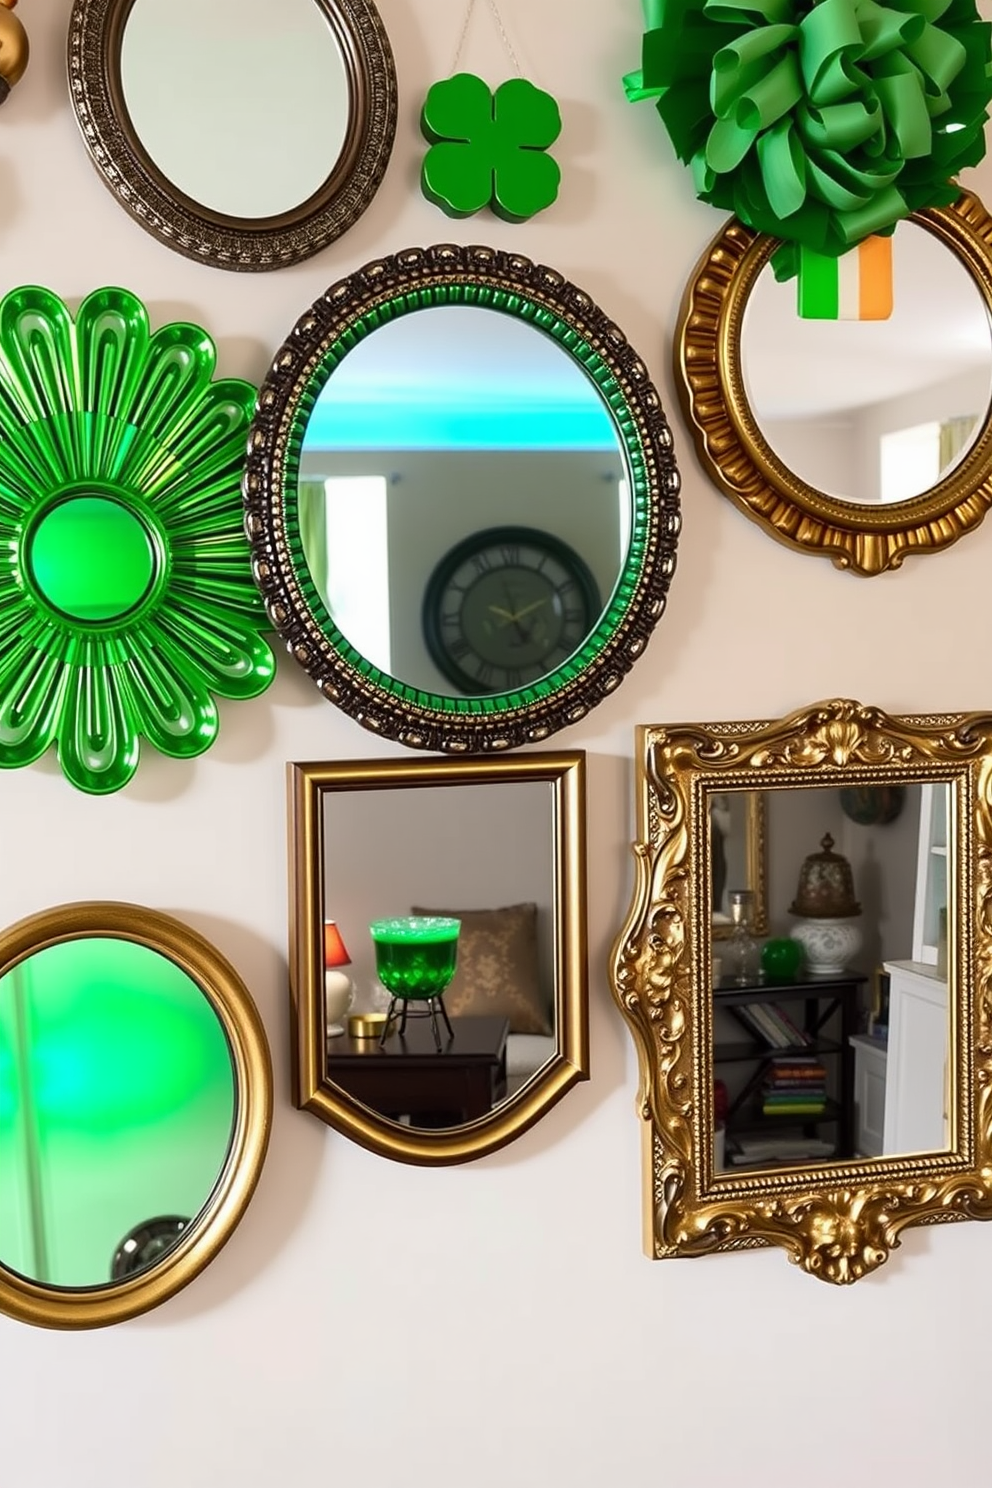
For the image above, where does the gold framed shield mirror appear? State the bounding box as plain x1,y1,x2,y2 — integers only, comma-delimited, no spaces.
677,191,992,575
611,699,992,1284
67,0,396,270
289,752,588,1164
0,902,272,1328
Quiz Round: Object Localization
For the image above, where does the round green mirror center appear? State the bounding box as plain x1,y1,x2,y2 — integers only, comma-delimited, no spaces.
29,496,156,621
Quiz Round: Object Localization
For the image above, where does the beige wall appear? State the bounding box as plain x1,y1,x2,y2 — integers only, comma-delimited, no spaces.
4,4,992,1486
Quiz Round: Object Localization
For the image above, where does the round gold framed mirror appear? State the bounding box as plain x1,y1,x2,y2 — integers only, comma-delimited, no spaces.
677,190,992,575
67,0,396,271
0,902,272,1329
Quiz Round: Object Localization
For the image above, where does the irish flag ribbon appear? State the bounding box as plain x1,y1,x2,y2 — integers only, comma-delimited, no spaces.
798,235,894,319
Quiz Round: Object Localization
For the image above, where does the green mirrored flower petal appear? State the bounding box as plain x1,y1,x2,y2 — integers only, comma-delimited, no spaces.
73,287,152,480
0,287,81,486
126,323,219,451
57,644,140,795
0,634,68,765
170,543,269,617
133,380,256,509
120,633,219,759
152,601,276,699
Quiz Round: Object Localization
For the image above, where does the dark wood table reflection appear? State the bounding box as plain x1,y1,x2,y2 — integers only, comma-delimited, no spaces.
324,1014,509,1126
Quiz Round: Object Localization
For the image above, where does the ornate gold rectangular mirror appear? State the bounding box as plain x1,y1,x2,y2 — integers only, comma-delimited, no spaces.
289,752,588,1164
611,700,992,1284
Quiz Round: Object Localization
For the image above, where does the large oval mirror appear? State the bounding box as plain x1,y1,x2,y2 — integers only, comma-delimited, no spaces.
289,753,588,1163
677,191,992,574
0,903,271,1328
246,245,681,752
68,0,396,270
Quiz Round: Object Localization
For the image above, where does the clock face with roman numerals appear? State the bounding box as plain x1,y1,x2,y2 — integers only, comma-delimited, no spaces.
422,525,602,696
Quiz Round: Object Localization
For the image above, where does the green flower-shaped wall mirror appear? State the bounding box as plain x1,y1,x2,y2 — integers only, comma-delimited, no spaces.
0,286,275,794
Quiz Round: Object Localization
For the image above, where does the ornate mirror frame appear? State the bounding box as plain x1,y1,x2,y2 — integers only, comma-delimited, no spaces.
67,0,397,271
0,902,272,1329
677,191,992,575
289,751,589,1164
611,699,992,1285
245,243,681,753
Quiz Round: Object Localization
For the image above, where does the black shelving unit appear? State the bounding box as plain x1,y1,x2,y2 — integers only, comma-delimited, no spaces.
713,971,867,1165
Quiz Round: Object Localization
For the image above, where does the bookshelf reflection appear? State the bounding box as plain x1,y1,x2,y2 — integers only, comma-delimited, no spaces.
710,783,951,1173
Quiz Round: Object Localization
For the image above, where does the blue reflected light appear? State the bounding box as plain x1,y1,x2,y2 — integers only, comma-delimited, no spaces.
305,395,619,452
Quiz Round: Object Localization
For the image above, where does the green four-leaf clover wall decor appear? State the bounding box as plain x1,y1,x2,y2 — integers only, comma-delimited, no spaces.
0,286,275,795
421,72,562,220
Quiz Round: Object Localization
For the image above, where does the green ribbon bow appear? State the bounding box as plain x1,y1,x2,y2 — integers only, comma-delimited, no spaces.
625,0,992,258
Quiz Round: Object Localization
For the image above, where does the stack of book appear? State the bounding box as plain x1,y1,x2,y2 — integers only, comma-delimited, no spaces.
729,1135,836,1166
761,1056,827,1117
734,1002,811,1049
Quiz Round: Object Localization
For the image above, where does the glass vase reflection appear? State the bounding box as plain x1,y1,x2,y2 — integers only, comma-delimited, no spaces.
369,916,460,1050
724,890,761,985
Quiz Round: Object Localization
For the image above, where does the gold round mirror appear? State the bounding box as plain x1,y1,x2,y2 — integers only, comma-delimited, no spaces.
677,190,992,575
0,903,272,1329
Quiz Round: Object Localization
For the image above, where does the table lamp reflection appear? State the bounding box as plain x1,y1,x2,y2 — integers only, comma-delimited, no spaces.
324,921,355,1037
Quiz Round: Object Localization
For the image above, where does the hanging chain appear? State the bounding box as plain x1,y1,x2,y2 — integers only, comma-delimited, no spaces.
451,0,522,76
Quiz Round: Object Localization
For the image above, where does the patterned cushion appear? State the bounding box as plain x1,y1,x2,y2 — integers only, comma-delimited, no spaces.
409,902,551,1035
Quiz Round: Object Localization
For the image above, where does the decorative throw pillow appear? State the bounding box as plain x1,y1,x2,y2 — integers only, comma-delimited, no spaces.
409,902,551,1035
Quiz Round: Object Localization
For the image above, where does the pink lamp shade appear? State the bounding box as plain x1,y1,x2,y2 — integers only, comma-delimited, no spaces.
323,921,351,969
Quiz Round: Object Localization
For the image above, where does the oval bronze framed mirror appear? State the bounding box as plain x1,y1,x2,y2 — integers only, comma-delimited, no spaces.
67,0,396,270
0,902,272,1328
289,752,588,1163
678,191,992,575
245,244,682,753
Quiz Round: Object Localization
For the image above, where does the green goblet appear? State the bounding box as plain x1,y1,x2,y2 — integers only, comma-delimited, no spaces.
370,917,461,1050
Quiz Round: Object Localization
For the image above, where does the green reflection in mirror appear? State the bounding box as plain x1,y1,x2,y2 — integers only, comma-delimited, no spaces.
0,937,235,1289
28,496,157,621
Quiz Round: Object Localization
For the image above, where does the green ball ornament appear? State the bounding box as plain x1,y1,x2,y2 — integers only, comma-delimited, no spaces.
761,937,805,981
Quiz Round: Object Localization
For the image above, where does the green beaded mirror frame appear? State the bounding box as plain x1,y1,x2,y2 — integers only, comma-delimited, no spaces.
0,286,274,794
244,243,682,753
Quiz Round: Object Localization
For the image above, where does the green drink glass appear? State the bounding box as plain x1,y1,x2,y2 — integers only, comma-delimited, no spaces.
370,917,460,1049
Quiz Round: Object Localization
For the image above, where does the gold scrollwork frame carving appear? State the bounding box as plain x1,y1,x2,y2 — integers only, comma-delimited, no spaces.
610,699,992,1285
677,191,992,575
0,902,272,1329
289,752,589,1165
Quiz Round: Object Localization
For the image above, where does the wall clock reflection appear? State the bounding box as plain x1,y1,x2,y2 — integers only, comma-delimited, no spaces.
421,525,601,695
0,286,274,794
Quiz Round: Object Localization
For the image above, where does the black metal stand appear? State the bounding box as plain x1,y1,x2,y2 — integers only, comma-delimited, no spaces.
380,993,454,1052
